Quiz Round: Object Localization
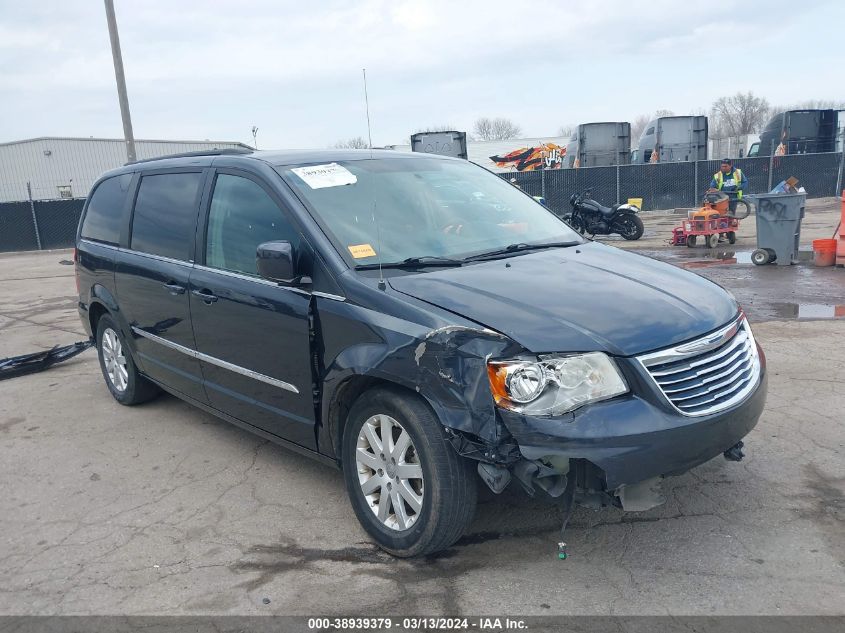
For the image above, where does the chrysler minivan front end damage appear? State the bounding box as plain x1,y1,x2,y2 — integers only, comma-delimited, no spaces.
365,250,769,518
373,309,767,514
78,148,769,557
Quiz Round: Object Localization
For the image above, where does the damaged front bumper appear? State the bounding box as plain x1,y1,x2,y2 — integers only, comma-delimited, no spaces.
494,367,767,504
0,340,94,381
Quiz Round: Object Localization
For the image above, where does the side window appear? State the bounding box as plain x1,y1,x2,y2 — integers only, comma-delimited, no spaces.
645,126,655,136
80,173,133,244
205,174,299,276
130,172,202,261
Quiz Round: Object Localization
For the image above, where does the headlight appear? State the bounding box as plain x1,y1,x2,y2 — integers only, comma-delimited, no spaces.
487,352,628,416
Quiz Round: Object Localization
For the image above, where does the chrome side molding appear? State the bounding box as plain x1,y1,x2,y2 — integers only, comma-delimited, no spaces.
131,326,300,394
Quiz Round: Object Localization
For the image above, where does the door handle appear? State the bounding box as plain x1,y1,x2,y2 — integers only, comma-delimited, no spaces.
163,281,186,295
191,288,218,304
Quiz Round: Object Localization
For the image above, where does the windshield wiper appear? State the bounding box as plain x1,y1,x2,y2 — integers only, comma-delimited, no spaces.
355,255,464,270
462,241,581,262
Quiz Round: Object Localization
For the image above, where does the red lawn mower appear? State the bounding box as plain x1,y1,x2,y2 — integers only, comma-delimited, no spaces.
671,191,751,248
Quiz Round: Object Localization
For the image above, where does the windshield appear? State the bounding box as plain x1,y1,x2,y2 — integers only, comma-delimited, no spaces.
279,157,581,266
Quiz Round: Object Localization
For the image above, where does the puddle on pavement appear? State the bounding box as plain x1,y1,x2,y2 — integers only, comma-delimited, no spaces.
677,250,754,268
631,247,845,321
597,229,659,241
769,302,845,320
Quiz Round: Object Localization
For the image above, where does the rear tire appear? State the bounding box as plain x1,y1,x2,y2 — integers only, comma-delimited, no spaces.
686,235,697,247
96,314,160,405
614,215,644,240
705,233,719,248
342,387,477,557
727,231,737,244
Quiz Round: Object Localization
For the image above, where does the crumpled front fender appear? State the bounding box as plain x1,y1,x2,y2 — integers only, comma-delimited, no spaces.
315,298,523,459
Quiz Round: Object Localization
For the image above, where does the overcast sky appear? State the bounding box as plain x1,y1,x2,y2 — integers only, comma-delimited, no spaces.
1,0,843,149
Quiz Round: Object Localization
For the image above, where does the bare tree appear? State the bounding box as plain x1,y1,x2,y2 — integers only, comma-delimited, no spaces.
631,114,651,139
473,117,522,141
654,109,675,117
708,110,728,139
557,125,574,138
473,118,494,140
710,92,770,138
492,118,522,139
334,136,369,149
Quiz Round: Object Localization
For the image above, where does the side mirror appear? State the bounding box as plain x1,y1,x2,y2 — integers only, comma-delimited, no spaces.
256,241,298,284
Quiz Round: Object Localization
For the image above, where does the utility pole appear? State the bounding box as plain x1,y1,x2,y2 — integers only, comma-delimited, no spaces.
104,0,137,163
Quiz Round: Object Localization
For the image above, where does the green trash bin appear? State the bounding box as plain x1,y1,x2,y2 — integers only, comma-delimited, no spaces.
746,193,806,266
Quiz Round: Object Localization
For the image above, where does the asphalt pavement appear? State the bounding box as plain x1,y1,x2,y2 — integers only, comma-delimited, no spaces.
0,235,843,616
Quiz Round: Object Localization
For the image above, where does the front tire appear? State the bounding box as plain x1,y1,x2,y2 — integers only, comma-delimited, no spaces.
613,214,644,240
568,214,586,235
96,314,160,405
342,387,477,557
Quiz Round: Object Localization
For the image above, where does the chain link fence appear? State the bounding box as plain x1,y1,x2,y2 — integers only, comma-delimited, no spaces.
697,156,771,199
33,199,86,250
619,161,696,211
0,198,84,253
0,151,843,253
502,150,844,216
770,152,841,197
0,202,40,253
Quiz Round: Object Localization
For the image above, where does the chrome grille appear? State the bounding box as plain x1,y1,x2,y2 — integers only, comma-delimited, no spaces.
637,316,761,416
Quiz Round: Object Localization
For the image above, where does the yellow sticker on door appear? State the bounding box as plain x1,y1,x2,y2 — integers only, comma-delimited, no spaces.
348,243,377,258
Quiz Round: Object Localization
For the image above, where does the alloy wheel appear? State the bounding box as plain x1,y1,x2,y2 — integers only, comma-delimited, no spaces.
355,414,424,531
101,327,128,392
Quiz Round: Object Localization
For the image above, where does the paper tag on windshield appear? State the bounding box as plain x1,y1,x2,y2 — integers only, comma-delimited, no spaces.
291,163,357,189
348,243,377,259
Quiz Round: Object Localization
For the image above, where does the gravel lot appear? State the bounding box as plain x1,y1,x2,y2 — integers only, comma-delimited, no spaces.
1,219,843,615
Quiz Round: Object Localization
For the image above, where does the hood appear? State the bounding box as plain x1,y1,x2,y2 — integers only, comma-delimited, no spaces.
388,243,738,356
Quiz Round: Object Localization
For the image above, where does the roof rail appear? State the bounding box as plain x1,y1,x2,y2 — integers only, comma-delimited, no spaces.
124,147,253,166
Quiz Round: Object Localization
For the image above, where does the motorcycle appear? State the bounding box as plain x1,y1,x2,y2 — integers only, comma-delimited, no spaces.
566,189,644,240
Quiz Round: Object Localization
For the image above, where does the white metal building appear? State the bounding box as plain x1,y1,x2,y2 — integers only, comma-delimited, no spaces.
0,137,252,203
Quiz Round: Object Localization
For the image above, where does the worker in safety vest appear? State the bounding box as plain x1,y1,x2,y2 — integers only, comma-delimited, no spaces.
710,158,748,200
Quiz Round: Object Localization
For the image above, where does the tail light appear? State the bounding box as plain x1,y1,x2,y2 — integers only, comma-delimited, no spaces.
74,248,80,294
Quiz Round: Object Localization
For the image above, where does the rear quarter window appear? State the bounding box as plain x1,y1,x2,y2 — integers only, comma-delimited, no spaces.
130,172,203,261
80,173,133,245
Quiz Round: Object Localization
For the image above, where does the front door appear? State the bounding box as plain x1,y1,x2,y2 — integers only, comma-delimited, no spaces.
115,170,208,403
189,170,316,449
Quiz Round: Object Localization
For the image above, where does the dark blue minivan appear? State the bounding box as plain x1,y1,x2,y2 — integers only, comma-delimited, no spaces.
75,149,766,556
